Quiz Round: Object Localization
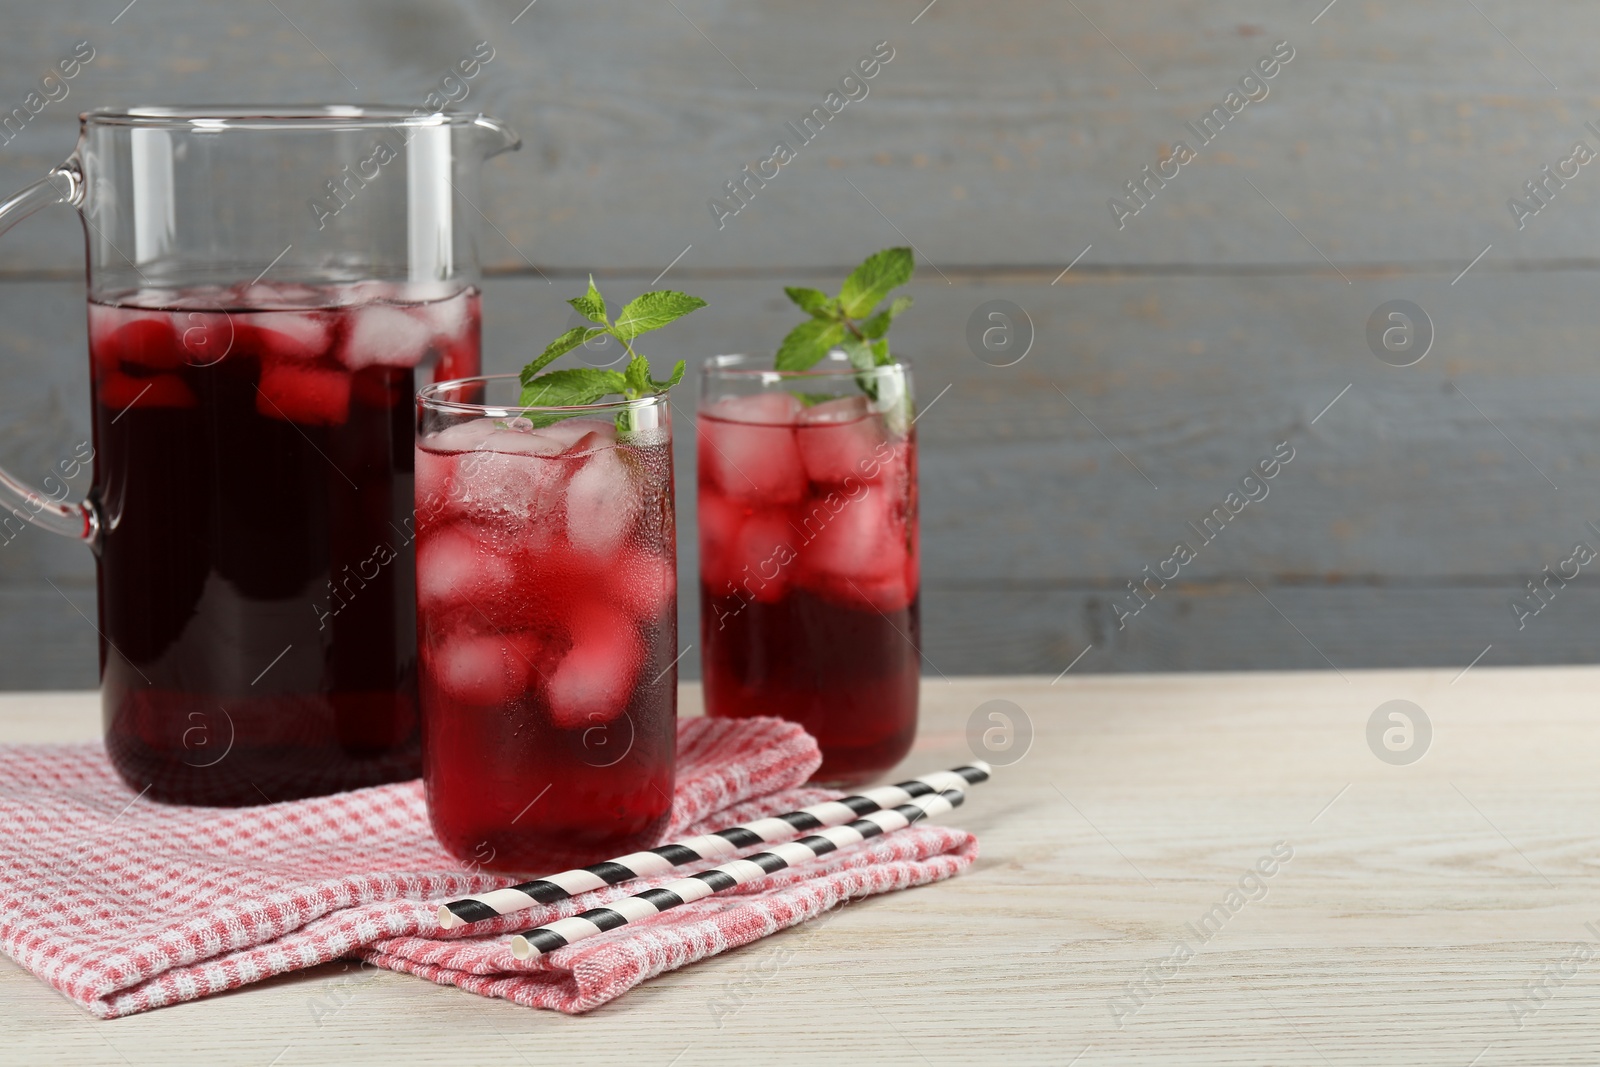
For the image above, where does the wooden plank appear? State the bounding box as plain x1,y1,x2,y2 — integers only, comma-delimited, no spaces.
3,576,1584,685
4,668,1600,1064
1,1,1599,271
917,585,1583,678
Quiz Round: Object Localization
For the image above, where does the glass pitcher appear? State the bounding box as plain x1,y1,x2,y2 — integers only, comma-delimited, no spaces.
0,107,519,804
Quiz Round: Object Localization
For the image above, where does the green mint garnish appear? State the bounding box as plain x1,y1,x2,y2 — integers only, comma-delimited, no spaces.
518,275,703,428
776,247,914,406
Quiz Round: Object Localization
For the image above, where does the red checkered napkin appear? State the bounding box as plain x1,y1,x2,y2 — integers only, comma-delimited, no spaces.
0,717,977,1018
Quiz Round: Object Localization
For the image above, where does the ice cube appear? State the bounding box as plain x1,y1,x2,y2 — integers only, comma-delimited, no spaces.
795,397,891,485
427,632,535,706
697,492,795,602
434,337,477,383
255,363,352,425
607,548,676,621
427,422,570,527
696,490,746,591
414,446,456,519
426,418,587,461
341,304,435,369
566,431,612,458
476,462,566,527
798,396,870,424
700,394,806,504
545,605,642,728
565,446,641,557
426,419,642,530
244,311,330,362
421,418,501,456
730,510,797,603
486,427,586,458
710,392,803,426
410,289,469,341
97,372,198,411
99,315,185,372
794,484,909,610
543,418,617,453
416,524,516,611
169,310,236,367
436,291,481,380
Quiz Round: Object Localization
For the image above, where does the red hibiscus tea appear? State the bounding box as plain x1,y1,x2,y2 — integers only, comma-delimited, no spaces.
698,355,919,786
415,379,676,872
94,281,479,804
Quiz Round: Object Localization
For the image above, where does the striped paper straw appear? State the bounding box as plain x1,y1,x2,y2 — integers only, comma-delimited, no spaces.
439,760,991,929
509,786,968,960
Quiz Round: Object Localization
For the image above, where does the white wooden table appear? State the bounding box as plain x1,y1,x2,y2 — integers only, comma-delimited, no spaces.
3,669,1596,1065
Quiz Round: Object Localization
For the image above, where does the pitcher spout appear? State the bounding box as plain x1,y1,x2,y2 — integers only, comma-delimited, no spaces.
472,114,520,159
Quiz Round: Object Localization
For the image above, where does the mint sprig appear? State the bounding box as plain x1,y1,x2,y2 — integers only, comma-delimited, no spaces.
519,275,702,426
776,248,913,373
776,247,914,406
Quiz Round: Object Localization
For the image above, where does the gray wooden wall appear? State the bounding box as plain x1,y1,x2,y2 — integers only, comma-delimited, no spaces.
1,0,1597,687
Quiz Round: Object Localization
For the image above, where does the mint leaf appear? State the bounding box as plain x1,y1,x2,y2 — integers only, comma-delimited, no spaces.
520,367,626,408
520,278,704,429
837,339,889,403
774,248,913,407
861,295,914,340
613,290,707,342
522,326,604,382
623,354,653,396
652,359,686,391
776,318,847,372
837,337,876,372
784,286,835,319
838,247,914,318
568,274,607,324
622,353,686,397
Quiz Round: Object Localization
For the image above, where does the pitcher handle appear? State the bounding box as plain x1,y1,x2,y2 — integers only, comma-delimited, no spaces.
0,161,97,544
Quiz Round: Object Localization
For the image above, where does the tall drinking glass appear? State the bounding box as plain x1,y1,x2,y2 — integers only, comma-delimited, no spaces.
0,107,518,803
697,352,919,786
416,376,678,871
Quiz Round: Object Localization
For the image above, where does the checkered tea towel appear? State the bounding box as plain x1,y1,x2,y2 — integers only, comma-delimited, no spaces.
0,716,978,1017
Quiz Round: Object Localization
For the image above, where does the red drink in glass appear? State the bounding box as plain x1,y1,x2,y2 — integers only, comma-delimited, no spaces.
93,281,479,803
698,356,919,786
416,379,677,872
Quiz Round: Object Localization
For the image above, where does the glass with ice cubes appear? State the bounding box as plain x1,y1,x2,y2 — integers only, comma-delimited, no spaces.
415,375,677,870
698,352,919,787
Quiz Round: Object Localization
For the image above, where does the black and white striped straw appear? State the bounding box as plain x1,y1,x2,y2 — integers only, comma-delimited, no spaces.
439,760,991,930
508,786,968,960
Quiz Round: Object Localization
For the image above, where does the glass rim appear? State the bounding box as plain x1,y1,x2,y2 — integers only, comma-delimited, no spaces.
701,351,912,381
417,373,671,417
79,105,501,131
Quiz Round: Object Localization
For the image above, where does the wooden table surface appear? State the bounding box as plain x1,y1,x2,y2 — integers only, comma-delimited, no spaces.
3,668,1597,1066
